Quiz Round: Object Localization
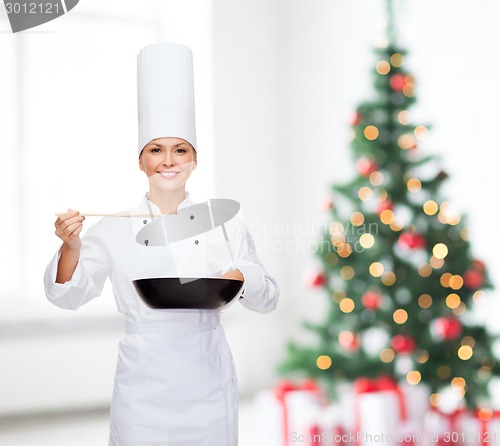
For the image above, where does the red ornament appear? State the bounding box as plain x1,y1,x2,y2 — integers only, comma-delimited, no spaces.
356,157,378,177
464,270,484,289
362,290,382,310
304,270,327,288
320,196,334,210
390,73,406,91
433,316,462,341
351,112,363,126
398,232,426,250
391,334,416,354
472,259,486,271
376,200,393,215
339,330,360,352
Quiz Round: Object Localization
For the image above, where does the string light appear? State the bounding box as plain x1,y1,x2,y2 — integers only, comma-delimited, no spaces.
451,377,466,390
478,408,493,421
389,220,404,231
406,371,421,385
418,264,432,278
429,393,440,407
393,308,408,324
350,212,365,226
369,262,384,277
369,171,384,186
416,350,429,363
382,271,396,286
423,200,439,215
453,302,467,316
461,336,475,348
340,266,355,280
316,355,332,370
414,125,429,139
446,293,461,309
380,348,395,363
336,243,352,258
380,209,395,224
407,178,422,193
398,134,416,150
458,346,473,361
440,272,452,287
364,125,380,140
339,298,355,313
430,256,444,269
449,275,464,290
418,294,432,309
390,53,404,67
358,186,373,201
398,110,411,125
433,243,449,259
375,61,391,75
473,290,486,304
359,233,375,249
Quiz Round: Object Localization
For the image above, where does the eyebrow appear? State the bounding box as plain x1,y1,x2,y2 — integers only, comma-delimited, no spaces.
149,142,190,148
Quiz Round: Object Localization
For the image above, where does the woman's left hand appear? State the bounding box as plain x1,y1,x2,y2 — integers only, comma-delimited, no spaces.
220,269,244,281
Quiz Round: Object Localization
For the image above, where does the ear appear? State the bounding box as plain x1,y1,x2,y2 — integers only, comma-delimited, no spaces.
192,159,197,170
138,157,145,172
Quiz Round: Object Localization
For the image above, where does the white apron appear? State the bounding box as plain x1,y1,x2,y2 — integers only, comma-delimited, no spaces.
44,192,279,446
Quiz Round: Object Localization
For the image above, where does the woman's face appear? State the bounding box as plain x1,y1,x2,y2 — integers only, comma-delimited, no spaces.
139,137,197,193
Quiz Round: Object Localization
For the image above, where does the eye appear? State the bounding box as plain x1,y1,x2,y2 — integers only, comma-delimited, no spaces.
175,148,187,153
150,147,161,153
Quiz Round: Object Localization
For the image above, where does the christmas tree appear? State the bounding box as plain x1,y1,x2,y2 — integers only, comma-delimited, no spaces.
279,1,496,410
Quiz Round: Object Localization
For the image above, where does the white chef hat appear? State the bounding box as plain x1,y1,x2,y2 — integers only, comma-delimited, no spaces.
137,42,197,155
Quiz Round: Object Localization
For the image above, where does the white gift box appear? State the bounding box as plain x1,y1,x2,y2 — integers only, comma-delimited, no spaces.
458,411,500,446
254,381,325,446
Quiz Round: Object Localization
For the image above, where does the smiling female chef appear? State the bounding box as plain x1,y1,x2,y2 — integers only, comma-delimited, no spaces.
44,42,280,446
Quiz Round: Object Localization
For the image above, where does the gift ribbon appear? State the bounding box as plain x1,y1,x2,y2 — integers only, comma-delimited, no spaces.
429,407,466,446
475,409,500,446
274,379,321,446
353,375,408,444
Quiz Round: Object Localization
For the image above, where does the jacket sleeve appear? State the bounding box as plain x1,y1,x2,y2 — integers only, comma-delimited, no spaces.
43,220,111,311
222,218,280,314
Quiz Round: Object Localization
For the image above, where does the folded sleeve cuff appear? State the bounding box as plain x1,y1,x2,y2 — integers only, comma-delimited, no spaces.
43,247,83,300
222,259,265,303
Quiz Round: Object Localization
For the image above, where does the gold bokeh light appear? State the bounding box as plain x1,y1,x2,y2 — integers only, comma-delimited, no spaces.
369,262,384,277
316,355,332,370
339,298,355,313
360,233,375,249
393,308,408,324
418,294,432,309
376,60,391,75
423,200,439,215
433,243,449,259
364,125,380,140
358,186,373,201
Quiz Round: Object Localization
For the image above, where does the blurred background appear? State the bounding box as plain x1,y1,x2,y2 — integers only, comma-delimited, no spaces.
1,0,499,444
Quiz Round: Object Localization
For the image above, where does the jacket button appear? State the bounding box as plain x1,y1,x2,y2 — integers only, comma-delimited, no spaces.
145,240,149,246
195,240,199,245
190,215,194,220
143,220,147,224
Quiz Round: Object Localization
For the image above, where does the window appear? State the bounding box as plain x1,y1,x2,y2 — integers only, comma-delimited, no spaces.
0,1,214,318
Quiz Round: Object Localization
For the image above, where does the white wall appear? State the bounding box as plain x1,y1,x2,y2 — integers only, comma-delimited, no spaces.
213,0,500,396
2,0,499,416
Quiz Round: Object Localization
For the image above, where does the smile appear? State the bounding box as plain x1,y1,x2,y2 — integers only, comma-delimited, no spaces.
157,171,180,178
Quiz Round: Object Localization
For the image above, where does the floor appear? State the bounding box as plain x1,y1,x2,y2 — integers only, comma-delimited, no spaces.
0,399,257,446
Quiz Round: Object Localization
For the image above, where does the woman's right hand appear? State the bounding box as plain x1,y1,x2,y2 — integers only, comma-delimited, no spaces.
55,209,85,252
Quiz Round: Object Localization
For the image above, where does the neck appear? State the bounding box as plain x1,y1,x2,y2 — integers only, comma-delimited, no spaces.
147,188,187,214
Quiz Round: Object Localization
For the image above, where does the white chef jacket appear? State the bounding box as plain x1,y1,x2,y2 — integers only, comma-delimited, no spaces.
44,192,280,446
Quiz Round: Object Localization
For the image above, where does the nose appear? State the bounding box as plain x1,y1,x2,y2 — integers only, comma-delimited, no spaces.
162,151,175,167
